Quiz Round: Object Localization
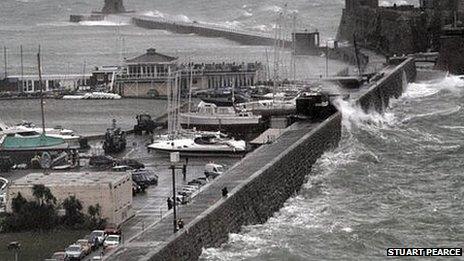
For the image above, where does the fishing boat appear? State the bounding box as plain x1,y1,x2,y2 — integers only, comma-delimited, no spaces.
103,120,126,154
179,101,261,132
147,131,246,157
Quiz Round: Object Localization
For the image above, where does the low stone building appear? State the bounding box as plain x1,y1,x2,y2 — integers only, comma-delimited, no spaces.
5,171,133,226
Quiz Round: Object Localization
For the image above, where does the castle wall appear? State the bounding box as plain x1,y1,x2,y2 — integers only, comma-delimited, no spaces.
338,6,429,55
436,29,464,74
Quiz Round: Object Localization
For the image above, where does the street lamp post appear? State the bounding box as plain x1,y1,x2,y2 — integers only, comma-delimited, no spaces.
170,163,178,233
170,152,186,233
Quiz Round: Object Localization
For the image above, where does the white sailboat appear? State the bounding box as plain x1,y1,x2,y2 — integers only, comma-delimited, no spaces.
147,69,248,157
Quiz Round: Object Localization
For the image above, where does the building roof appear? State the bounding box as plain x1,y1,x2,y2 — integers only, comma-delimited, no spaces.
125,48,178,64
11,171,131,187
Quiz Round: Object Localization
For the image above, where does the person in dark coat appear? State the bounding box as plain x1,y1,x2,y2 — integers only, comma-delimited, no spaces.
167,197,173,210
222,187,228,197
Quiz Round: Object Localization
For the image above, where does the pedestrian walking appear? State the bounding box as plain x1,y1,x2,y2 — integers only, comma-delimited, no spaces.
222,187,228,197
178,218,184,229
167,197,173,210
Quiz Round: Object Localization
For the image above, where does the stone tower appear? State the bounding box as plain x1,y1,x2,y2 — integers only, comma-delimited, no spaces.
101,0,126,14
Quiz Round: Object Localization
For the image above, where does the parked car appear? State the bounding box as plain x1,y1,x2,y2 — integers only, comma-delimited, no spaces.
104,223,121,235
112,165,133,172
132,181,144,195
47,251,67,261
103,235,121,249
89,230,106,249
132,169,158,185
172,194,189,205
65,244,85,260
89,155,115,168
76,239,92,255
132,171,152,188
0,177,8,190
0,193,5,210
204,163,224,179
116,159,145,169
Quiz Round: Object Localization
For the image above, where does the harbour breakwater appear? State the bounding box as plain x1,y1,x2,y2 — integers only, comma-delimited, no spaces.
68,13,369,69
131,15,369,69
109,57,416,260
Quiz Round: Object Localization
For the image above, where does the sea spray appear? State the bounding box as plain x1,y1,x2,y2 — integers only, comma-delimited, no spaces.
332,98,397,132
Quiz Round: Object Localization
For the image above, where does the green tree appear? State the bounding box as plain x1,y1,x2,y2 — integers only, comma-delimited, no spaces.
11,192,27,213
32,184,56,205
62,196,84,227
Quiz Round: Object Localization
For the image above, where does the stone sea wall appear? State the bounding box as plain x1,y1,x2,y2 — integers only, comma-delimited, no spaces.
145,58,417,261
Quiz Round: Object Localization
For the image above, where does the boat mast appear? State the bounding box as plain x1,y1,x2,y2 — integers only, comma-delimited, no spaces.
20,45,24,92
188,63,193,128
3,46,7,79
272,11,281,102
291,12,297,85
167,67,172,135
176,70,181,133
37,45,46,134
82,60,86,87
265,48,270,82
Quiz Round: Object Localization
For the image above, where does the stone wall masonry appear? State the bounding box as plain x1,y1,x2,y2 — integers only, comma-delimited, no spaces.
109,59,417,261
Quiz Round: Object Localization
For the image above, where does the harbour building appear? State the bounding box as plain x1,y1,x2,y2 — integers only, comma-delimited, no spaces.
116,48,264,98
5,171,133,226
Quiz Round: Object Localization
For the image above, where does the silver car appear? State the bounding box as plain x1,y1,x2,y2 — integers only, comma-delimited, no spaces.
65,244,84,260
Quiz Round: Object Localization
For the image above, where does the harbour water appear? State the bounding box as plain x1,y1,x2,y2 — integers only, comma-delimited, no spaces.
200,74,464,260
0,98,167,135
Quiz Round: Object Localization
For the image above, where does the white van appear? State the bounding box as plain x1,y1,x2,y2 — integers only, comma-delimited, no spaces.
204,163,224,179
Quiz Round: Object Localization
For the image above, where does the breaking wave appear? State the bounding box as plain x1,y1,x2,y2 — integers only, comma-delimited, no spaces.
139,10,192,23
78,16,131,27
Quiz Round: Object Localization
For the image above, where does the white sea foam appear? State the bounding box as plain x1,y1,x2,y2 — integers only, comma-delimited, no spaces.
404,75,464,99
402,105,461,123
139,10,192,23
403,82,440,99
332,98,397,131
79,16,130,27
241,10,253,17
261,5,283,13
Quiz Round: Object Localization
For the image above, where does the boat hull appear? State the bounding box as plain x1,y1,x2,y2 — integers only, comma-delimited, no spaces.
148,147,246,157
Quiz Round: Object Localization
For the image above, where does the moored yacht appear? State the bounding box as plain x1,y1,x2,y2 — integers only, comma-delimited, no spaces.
147,131,247,157
179,101,261,132
0,121,81,148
